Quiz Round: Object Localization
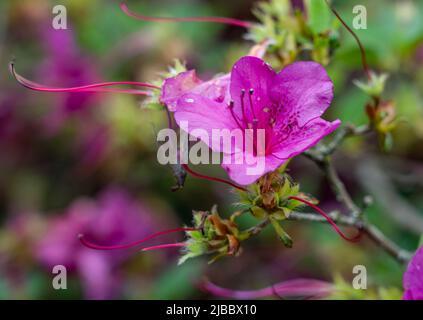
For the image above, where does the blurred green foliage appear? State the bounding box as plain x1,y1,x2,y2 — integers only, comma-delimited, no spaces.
0,0,422,300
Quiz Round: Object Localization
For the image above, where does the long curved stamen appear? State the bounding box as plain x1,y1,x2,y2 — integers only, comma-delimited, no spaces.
240,89,249,127
78,227,196,250
10,62,159,95
141,242,186,252
325,0,371,80
120,2,252,29
182,163,247,192
228,100,243,130
248,89,257,120
288,196,362,242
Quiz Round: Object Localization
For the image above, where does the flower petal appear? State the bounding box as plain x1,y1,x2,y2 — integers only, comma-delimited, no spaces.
271,61,334,126
403,246,423,300
174,93,239,152
230,56,276,124
161,71,230,112
160,70,202,111
222,152,286,186
272,118,341,160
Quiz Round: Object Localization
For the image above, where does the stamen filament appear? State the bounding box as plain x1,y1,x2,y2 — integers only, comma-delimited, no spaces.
228,100,243,130
120,2,252,29
182,163,247,192
78,227,196,250
248,89,257,120
325,0,371,80
10,62,159,95
288,196,361,242
240,89,248,127
141,242,186,252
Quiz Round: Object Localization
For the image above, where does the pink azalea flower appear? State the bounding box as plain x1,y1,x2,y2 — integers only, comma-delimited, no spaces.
165,56,340,185
403,246,423,300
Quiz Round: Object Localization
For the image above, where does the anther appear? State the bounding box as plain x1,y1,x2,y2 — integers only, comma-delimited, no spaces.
240,89,248,127
228,100,242,129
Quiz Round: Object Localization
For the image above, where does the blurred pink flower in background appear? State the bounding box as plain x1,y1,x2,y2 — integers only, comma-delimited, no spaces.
37,27,101,132
36,187,164,299
202,278,334,300
37,27,111,170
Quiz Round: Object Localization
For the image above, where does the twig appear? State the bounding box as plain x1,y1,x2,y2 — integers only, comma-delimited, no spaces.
323,157,361,218
321,124,370,156
300,124,413,264
240,218,271,240
288,212,413,264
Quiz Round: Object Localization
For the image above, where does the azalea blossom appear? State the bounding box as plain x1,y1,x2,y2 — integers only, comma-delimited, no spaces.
403,246,423,300
164,56,340,185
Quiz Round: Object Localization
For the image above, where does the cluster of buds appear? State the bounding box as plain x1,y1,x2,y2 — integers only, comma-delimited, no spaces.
237,170,317,248
179,207,242,265
356,72,398,151
247,0,340,67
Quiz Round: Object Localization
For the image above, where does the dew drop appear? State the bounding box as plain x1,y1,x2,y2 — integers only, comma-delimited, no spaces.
185,98,195,103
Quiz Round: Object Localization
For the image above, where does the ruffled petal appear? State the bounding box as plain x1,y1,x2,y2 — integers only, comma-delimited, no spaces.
403,246,423,300
222,152,286,186
174,93,239,152
230,56,276,125
271,118,341,160
160,70,203,111
161,71,230,112
271,61,334,126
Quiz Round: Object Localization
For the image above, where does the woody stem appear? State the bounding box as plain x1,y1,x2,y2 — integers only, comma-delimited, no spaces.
301,124,413,264
287,211,413,264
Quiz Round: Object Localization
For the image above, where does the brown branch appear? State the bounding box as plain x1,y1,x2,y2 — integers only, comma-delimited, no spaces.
300,124,413,264
288,212,413,264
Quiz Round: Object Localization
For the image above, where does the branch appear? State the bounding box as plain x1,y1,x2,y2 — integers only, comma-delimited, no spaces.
357,158,423,234
301,124,414,264
321,124,370,156
288,211,413,264
303,151,361,218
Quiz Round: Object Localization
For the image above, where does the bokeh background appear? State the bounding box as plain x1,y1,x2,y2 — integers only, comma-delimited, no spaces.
0,0,422,299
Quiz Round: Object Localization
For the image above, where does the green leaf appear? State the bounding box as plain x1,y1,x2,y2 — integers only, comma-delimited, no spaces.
305,0,331,34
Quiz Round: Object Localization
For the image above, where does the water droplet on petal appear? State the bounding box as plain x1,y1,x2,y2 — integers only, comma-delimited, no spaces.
185,98,195,103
